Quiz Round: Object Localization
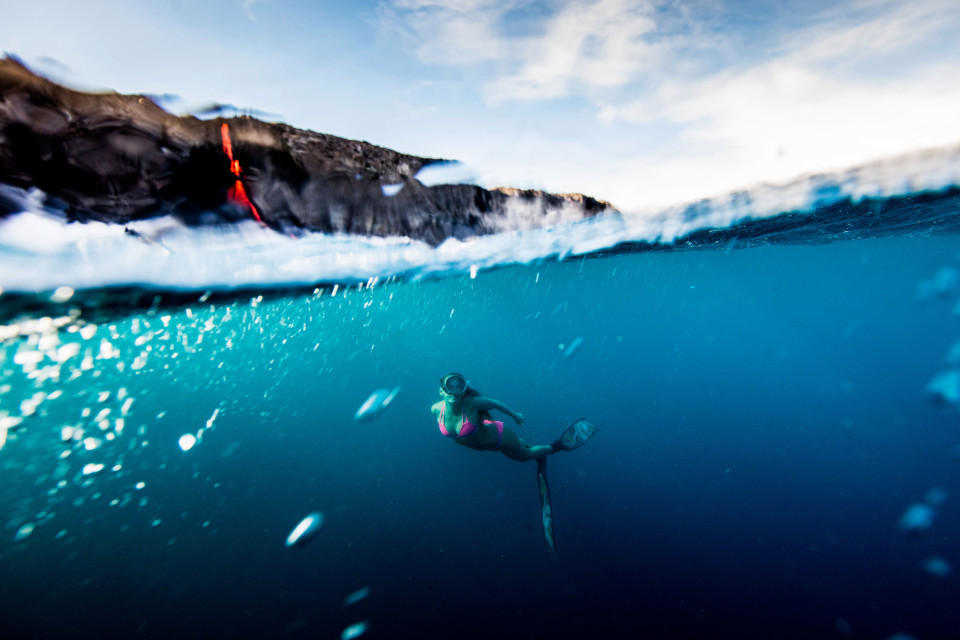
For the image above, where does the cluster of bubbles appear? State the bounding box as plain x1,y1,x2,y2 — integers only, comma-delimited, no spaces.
920,266,960,519
844,265,960,640
0,295,226,547
918,264,960,527
903,265,960,628
0,279,410,638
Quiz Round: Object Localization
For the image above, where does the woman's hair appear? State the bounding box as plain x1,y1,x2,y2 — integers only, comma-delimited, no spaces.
462,385,492,421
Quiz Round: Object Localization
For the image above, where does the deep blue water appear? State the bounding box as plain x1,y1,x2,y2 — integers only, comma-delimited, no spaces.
2,229,960,639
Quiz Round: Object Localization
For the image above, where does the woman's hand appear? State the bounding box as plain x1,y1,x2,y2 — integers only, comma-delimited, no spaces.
514,412,525,426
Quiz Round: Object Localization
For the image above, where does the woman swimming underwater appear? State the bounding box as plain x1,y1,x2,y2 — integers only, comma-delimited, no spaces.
430,372,597,461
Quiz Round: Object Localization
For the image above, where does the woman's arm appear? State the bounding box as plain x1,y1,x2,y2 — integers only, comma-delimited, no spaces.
430,401,443,416
472,396,525,425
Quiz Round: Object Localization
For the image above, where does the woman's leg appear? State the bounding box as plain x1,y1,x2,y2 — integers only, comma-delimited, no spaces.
500,427,553,461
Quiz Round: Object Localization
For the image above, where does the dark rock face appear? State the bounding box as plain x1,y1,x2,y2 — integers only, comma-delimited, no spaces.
0,57,616,244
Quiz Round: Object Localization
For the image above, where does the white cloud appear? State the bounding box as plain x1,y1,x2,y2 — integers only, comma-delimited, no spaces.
486,0,662,102
380,0,515,65
383,0,686,102
780,0,959,65
590,0,960,207
596,62,960,210
242,0,269,21
383,0,960,210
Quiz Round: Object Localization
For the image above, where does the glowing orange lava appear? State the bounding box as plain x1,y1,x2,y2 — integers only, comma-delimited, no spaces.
220,122,263,223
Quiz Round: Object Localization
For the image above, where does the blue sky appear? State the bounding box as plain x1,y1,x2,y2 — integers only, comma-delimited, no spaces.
3,0,960,211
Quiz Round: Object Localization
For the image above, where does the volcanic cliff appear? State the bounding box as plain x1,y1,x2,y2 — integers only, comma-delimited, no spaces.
0,57,615,245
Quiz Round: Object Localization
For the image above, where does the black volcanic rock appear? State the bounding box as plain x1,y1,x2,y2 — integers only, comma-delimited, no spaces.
0,56,616,244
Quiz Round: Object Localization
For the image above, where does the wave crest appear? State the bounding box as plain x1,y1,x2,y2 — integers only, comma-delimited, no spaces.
1,145,959,293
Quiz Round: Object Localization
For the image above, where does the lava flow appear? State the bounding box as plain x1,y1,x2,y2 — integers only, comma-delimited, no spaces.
220,122,263,223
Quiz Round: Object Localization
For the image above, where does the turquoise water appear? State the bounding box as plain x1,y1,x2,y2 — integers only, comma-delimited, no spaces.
2,226,960,638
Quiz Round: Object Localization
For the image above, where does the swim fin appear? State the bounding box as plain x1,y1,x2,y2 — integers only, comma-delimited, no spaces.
551,418,598,452
537,457,557,556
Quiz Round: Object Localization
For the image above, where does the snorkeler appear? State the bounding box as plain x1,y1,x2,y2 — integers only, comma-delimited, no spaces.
431,372,597,555
430,372,596,461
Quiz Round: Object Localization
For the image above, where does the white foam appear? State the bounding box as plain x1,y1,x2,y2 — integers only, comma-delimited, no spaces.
415,161,478,186
343,586,370,607
285,512,324,548
354,387,400,422
0,145,957,292
898,503,935,533
340,621,368,640
562,336,584,359
14,522,35,541
921,556,951,577
179,434,197,452
381,183,404,197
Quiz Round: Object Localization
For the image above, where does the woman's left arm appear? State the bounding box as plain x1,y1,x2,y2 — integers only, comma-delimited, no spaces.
474,396,525,425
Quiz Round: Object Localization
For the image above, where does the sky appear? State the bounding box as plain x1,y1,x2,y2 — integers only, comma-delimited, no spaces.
3,0,960,212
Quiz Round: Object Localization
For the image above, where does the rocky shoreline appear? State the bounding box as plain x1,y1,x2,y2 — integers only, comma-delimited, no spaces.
0,57,615,245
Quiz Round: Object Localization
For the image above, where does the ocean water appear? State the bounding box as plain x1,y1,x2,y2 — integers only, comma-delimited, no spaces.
3,158,960,639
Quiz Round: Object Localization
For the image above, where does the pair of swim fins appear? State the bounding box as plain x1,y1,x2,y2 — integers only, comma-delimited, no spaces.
538,418,598,556
550,417,599,452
